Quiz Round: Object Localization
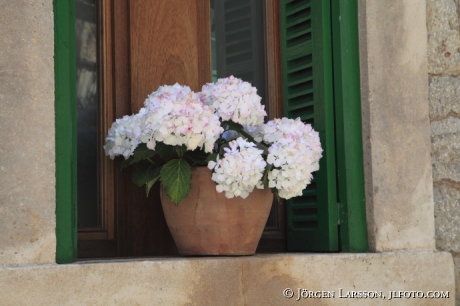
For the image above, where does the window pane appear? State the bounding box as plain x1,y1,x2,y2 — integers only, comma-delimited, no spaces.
75,0,99,228
211,0,281,231
210,0,267,107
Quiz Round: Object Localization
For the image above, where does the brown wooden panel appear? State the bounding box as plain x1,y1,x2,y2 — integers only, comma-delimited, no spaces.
78,239,117,258
99,0,115,240
264,0,283,121
130,0,211,110
123,0,211,256
257,0,286,253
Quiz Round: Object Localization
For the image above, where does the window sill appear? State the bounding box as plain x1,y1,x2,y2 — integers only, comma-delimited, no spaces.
1,251,454,305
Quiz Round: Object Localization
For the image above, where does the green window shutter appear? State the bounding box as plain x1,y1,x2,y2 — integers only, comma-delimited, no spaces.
280,0,338,251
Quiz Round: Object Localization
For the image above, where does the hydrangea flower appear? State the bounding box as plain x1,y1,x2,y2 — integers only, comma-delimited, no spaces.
207,137,266,199
140,84,223,153
104,79,324,203
200,76,267,126
104,112,145,159
263,118,323,199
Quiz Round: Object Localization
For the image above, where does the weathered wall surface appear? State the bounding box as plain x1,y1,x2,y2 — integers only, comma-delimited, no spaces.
427,0,460,304
0,0,56,265
359,0,436,251
0,253,455,306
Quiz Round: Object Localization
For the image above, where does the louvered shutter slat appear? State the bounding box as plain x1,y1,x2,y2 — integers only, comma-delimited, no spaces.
281,0,338,251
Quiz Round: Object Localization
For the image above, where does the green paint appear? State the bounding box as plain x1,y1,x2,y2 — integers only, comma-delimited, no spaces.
331,0,368,252
54,0,77,263
281,0,339,251
281,0,367,252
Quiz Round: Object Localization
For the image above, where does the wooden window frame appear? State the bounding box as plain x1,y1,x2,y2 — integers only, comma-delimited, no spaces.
55,0,366,263
76,0,288,258
76,1,120,258
77,0,115,242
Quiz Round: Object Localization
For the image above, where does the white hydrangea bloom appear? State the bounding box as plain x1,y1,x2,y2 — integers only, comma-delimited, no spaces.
104,112,146,159
200,76,267,126
264,118,323,199
140,84,223,153
207,137,267,199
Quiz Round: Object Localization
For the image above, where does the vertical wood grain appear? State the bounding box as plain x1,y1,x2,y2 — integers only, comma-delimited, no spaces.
127,0,211,256
130,0,211,111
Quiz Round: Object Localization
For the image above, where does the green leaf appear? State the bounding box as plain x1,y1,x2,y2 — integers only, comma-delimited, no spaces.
120,157,134,170
160,158,191,205
273,189,281,202
133,164,161,187
205,153,218,163
130,143,156,164
154,142,176,161
175,145,187,157
222,120,255,143
185,149,208,166
145,176,160,197
263,164,273,187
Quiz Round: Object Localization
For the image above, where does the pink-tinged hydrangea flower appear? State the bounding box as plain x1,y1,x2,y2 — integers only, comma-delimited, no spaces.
263,118,323,199
104,112,146,159
207,137,266,199
200,76,267,126
139,84,223,153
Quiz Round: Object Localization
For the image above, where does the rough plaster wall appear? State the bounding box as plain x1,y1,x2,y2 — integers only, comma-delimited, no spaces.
359,0,436,251
0,0,56,265
427,0,460,304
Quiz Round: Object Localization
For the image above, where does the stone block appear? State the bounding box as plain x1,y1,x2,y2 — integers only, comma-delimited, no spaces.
429,76,460,119
431,116,460,136
427,0,460,75
431,132,460,182
433,184,460,252
0,252,455,305
359,0,435,251
0,0,56,265
454,254,460,306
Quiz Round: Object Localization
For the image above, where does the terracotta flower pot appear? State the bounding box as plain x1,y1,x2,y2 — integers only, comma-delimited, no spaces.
160,167,273,255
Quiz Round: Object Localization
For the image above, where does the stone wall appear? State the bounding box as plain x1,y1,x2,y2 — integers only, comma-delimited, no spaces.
359,0,435,253
0,0,56,265
427,0,460,304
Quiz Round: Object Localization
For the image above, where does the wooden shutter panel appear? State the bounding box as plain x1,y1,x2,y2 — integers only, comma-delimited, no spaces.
280,0,338,251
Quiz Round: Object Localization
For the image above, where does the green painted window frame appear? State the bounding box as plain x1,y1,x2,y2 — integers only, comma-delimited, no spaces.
331,0,367,252
280,0,366,252
54,0,366,263
55,0,78,264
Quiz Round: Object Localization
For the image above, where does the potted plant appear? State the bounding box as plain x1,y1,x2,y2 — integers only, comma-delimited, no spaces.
104,76,323,255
